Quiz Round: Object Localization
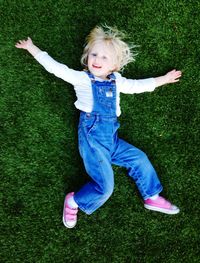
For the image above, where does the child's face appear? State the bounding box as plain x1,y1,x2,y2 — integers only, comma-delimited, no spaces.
87,41,117,79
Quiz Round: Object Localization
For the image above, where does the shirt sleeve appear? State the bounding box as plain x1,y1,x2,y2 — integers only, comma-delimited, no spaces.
115,72,156,94
34,51,85,86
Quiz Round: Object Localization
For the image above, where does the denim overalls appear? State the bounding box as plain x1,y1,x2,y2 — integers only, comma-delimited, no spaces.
74,71,163,215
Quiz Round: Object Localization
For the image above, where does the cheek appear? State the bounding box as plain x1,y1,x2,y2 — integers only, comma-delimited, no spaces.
87,57,93,66
87,56,91,63
109,61,116,71
112,60,119,71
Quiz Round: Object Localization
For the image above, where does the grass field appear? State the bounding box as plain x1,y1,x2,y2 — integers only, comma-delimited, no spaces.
1,0,200,262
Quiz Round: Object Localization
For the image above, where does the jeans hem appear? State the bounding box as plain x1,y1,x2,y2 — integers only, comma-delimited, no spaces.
74,196,93,215
143,186,163,200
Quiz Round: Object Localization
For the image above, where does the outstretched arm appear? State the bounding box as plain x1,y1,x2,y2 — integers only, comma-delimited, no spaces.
155,69,182,88
15,37,41,57
15,37,85,85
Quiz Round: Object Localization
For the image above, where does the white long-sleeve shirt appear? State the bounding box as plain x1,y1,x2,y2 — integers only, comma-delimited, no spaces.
35,51,156,116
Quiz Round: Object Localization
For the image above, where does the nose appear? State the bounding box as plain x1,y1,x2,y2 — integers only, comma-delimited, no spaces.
94,56,100,64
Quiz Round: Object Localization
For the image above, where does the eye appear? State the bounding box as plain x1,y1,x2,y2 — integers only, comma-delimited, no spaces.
91,53,97,57
102,56,107,60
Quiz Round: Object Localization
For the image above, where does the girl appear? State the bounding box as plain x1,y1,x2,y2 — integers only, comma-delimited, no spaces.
16,25,182,228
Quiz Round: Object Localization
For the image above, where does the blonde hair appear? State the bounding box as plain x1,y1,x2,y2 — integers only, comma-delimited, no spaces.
80,25,137,71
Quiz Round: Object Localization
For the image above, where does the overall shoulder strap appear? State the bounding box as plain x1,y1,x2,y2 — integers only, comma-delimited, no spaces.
107,73,116,84
108,72,116,80
84,70,95,81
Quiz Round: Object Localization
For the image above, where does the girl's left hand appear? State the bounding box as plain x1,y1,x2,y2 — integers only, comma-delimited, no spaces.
165,69,182,84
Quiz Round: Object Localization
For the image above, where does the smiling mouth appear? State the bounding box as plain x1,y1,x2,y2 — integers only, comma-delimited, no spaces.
92,64,102,69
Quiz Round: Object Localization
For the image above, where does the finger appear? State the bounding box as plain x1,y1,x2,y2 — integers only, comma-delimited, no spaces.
16,43,22,47
175,73,182,78
178,72,182,76
169,69,177,75
176,70,182,76
172,79,180,83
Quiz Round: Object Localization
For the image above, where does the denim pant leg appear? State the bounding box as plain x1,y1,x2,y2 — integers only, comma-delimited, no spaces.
111,137,163,200
74,127,114,215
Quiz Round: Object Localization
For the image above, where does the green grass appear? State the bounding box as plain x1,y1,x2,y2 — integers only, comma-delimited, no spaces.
1,0,200,262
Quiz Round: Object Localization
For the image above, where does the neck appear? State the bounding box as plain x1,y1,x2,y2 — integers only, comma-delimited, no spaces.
86,70,113,80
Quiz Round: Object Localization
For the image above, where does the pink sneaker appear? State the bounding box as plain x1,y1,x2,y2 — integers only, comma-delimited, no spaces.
144,196,180,215
63,192,78,228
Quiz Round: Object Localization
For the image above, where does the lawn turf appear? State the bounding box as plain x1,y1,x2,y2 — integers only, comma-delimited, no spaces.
1,0,200,262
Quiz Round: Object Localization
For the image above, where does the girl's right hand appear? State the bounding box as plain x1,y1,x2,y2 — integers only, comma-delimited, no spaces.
15,37,33,50
15,37,41,57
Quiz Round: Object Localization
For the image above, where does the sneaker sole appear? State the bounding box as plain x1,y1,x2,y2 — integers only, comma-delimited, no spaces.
144,204,180,215
62,192,78,228
62,215,77,228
